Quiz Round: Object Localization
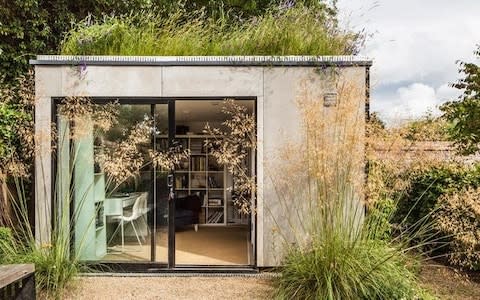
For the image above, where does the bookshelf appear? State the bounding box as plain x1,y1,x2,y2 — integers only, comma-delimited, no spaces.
171,135,247,226
155,134,250,226
173,136,226,225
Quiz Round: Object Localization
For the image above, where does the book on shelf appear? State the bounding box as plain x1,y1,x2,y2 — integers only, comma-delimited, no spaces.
191,173,206,188
190,138,207,154
192,156,206,171
208,198,223,206
175,174,188,189
208,176,218,188
208,211,224,223
202,194,208,206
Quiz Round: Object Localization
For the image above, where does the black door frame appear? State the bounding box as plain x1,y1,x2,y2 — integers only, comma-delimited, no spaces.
93,97,177,267
167,99,176,268
52,96,257,272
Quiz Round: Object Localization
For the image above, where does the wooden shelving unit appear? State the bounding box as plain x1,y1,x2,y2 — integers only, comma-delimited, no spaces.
174,136,228,225
156,134,249,226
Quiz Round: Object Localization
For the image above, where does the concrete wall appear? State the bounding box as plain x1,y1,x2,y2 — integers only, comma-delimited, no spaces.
35,63,367,266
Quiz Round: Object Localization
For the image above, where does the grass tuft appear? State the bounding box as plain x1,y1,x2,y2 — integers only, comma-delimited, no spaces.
0,177,81,299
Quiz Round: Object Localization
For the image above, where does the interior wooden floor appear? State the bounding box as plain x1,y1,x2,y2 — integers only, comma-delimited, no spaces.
104,226,250,265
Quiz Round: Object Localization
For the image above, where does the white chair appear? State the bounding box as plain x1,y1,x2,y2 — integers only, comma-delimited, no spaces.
108,193,149,250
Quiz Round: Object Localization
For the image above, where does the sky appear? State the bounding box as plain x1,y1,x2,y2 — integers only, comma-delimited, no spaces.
336,0,480,124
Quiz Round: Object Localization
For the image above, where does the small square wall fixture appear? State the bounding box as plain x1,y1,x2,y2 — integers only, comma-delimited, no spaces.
323,92,338,107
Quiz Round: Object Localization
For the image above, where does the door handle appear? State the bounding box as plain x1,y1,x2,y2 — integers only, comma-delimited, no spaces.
167,174,175,201
167,174,174,188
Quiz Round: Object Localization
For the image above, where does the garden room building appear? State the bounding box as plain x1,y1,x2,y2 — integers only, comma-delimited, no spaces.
31,55,371,271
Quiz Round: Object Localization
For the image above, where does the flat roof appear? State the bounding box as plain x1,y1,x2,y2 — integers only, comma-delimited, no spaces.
30,55,372,67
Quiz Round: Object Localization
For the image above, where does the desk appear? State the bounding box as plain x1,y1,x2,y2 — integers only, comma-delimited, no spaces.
104,193,141,217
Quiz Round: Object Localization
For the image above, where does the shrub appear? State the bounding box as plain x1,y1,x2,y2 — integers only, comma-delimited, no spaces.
0,226,13,263
434,187,480,270
394,163,480,228
1,236,80,296
366,197,396,241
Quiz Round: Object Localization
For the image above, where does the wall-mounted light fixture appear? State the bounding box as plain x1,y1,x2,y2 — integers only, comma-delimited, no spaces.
323,92,337,107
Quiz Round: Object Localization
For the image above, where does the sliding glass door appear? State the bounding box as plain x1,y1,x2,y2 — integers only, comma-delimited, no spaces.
56,98,254,268
56,100,170,263
173,99,255,266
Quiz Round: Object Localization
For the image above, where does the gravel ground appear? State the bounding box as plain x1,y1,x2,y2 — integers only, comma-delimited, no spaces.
419,263,480,300
63,276,274,300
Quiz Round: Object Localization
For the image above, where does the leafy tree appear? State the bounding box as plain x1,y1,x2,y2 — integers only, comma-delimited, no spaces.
178,0,338,19
0,0,161,84
0,72,35,226
369,112,386,129
0,0,50,82
0,0,340,85
440,45,480,154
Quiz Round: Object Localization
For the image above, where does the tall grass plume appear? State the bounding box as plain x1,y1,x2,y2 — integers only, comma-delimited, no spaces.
269,75,432,299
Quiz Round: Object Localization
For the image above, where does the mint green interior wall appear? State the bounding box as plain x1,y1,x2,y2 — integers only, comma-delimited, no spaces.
57,114,107,261
57,116,70,236
72,118,97,260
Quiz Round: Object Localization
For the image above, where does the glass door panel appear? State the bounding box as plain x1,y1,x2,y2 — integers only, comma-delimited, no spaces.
58,103,156,262
101,104,154,261
153,104,169,263
173,99,254,266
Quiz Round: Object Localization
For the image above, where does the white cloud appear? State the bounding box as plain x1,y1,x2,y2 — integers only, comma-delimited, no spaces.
378,83,437,121
337,0,480,123
397,83,437,116
373,82,462,123
436,83,461,103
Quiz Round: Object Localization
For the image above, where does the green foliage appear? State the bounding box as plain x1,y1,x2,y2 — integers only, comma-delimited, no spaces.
179,0,339,19
1,0,348,85
394,163,480,228
441,45,480,155
401,114,449,142
366,197,396,241
275,239,429,300
434,187,480,270
270,83,432,300
0,71,35,178
0,0,50,82
0,178,80,298
61,6,361,56
0,226,13,263
1,235,79,297
0,103,30,159
0,0,175,84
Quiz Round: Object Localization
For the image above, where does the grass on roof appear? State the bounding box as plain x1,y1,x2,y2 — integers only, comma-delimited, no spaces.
60,6,362,56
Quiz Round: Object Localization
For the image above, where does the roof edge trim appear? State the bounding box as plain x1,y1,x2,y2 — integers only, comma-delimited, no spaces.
30,55,372,67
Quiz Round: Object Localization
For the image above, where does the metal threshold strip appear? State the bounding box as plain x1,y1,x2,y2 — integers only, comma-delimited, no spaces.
79,270,277,278
83,262,260,274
